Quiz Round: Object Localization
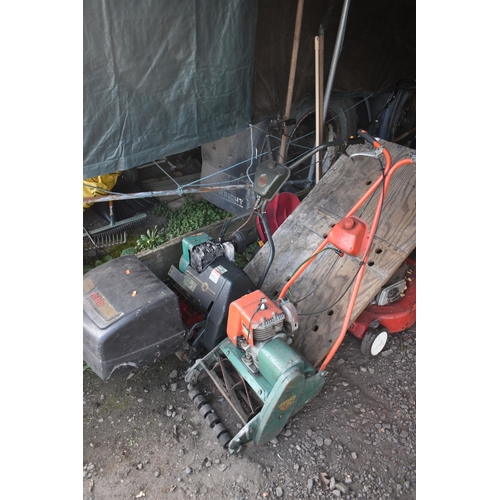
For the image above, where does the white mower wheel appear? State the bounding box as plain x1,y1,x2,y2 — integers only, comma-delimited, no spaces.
360,327,389,358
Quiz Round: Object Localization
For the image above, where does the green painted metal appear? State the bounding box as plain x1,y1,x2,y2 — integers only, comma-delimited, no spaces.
227,337,326,452
185,335,326,454
257,337,316,384
221,339,273,400
179,232,212,273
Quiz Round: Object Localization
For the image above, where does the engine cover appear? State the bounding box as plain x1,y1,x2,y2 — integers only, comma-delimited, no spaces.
168,256,256,351
227,289,285,346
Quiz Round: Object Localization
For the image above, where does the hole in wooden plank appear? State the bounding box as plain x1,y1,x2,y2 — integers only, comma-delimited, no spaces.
366,180,372,185
327,310,334,316
375,248,382,254
368,261,375,267
313,325,319,332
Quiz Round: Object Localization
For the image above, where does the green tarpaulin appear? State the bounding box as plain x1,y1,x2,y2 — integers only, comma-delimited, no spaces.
83,0,258,179
84,0,415,180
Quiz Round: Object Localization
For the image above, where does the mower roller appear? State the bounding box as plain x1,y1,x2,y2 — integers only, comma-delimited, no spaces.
83,132,416,453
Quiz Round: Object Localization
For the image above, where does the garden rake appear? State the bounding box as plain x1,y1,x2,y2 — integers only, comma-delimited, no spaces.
83,200,146,249
83,226,128,251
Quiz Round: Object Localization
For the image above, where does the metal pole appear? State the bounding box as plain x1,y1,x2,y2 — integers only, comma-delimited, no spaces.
315,30,325,183
82,183,252,204
322,0,351,125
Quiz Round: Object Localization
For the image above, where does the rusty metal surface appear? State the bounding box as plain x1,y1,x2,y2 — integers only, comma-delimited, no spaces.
83,184,252,205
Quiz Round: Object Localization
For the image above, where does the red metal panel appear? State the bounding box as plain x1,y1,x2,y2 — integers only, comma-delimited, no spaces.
349,260,416,339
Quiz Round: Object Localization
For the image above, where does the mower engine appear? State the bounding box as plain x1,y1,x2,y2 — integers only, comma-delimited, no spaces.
168,232,256,357
226,289,298,371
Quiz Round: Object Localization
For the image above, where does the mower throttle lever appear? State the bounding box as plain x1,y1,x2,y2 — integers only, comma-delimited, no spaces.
357,129,381,148
347,129,385,161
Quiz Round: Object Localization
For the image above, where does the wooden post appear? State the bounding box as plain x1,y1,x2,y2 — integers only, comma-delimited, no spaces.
279,0,305,163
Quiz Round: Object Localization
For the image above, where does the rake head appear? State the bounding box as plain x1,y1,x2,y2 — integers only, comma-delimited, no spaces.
83,212,148,251
83,231,128,251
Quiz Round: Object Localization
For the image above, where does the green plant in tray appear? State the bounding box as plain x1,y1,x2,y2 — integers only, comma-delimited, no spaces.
135,225,166,251
153,196,231,240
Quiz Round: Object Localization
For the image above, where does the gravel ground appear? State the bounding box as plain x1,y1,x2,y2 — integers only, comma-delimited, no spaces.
83,324,416,500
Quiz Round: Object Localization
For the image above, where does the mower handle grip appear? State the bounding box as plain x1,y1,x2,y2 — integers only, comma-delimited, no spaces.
357,129,381,149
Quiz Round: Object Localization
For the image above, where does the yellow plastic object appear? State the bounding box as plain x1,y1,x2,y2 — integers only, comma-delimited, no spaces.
83,173,121,210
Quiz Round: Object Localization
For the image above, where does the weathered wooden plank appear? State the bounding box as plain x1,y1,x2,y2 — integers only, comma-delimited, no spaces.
244,140,416,367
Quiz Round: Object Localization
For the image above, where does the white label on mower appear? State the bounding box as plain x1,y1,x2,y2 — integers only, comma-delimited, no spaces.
209,265,227,284
183,275,197,292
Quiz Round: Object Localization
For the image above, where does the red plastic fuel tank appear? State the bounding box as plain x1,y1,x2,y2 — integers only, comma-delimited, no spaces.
327,216,370,256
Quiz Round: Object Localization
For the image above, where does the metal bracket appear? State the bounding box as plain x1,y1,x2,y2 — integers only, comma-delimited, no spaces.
349,147,384,160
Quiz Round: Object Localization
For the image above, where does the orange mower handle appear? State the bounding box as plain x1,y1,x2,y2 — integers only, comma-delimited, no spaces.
276,144,415,371
318,156,415,371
